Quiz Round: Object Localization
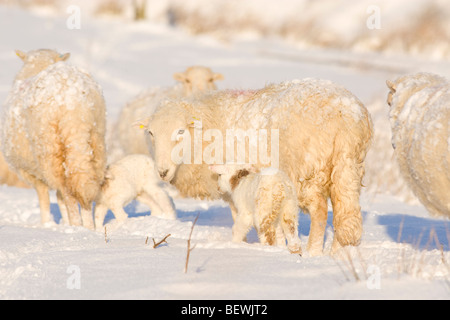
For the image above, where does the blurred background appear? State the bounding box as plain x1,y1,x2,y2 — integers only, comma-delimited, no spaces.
1,0,449,58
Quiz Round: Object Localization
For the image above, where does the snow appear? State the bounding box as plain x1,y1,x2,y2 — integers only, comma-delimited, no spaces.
0,3,449,300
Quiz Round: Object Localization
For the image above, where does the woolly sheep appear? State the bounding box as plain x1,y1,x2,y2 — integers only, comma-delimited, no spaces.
94,154,176,230
112,66,224,160
142,79,373,255
1,49,107,229
387,72,450,218
0,149,30,188
210,164,302,254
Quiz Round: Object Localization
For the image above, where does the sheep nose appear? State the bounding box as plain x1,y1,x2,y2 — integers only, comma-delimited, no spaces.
159,169,169,179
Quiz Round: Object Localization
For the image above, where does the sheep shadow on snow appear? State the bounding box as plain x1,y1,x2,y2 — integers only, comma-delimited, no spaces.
377,214,449,251
51,201,448,251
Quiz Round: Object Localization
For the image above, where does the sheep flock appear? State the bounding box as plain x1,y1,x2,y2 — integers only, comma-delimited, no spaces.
1,48,448,256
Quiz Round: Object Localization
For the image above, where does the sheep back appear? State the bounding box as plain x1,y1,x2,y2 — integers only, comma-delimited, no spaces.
389,73,450,217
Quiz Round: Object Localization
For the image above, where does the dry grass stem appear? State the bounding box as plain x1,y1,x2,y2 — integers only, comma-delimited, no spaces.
184,213,200,273
152,234,171,248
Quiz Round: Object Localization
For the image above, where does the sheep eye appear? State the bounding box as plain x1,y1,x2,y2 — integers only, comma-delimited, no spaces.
148,130,153,137
178,129,185,135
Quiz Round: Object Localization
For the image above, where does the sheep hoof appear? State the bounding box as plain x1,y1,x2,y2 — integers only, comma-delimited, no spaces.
288,247,303,255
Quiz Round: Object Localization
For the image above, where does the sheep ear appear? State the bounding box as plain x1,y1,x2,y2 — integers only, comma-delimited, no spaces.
189,117,202,128
386,80,396,92
173,72,186,83
132,117,150,130
213,73,224,81
59,53,71,61
15,50,27,61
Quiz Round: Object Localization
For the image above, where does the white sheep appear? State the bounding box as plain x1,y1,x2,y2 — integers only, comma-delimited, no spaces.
94,154,176,230
387,72,450,218
1,49,107,229
111,66,224,161
142,79,373,255
210,164,302,254
0,150,30,188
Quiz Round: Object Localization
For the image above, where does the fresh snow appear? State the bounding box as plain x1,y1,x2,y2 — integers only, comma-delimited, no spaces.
0,4,449,300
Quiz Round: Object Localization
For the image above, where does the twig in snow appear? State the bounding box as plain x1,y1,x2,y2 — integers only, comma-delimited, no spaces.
152,234,171,248
184,213,200,273
104,226,109,244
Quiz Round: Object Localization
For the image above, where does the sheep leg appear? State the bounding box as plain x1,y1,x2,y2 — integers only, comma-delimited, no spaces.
140,185,176,220
330,158,364,254
137,193,162,215
61,192,82,227
109,203,128,223
275,223,286,247
80,206,95,231
255,198,278,246
306,195,328,256
280,206,302,254
232,211,252,243
56,190,69,225
221,193,238,222
35,181,51,225
94,203,108,231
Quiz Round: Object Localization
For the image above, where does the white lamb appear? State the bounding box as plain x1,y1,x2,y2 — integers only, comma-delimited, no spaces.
387,72,450,218
1,49,107,229
210,164,302,254
111,66,224,160
94,154,176,230
142,79,373,255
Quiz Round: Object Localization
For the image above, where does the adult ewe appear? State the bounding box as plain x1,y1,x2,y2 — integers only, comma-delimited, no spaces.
1,49,107,229
387,72,450,218
143,79,373,255
114,66,223,158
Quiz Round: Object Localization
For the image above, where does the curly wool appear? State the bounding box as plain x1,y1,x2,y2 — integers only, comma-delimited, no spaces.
1,49,107,228
388,72,450,218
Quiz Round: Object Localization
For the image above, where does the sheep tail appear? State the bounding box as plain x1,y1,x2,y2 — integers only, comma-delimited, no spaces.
59,115,106,209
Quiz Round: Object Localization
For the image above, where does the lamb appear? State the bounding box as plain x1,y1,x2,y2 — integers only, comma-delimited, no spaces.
210,164,302,254
94,154,176,230
1,49,107,229
387,72,450,218
141,79,373,255
112,66,224,159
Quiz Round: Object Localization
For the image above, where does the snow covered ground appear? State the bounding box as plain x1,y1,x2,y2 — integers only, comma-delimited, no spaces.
0,3,449,300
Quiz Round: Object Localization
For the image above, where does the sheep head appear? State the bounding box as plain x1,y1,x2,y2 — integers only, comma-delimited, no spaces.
139,101,197,182
386,80,396,107
14,49,71,81
173,66,224,96
209,163,255,194
386,73,446,108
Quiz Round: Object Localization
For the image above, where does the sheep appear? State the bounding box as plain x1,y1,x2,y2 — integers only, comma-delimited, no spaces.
111,66,224,160
0,149,30,188
386,72,450,218
209,163,302,254
1,49,107,230
94,154,176,230
141,79,373,255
